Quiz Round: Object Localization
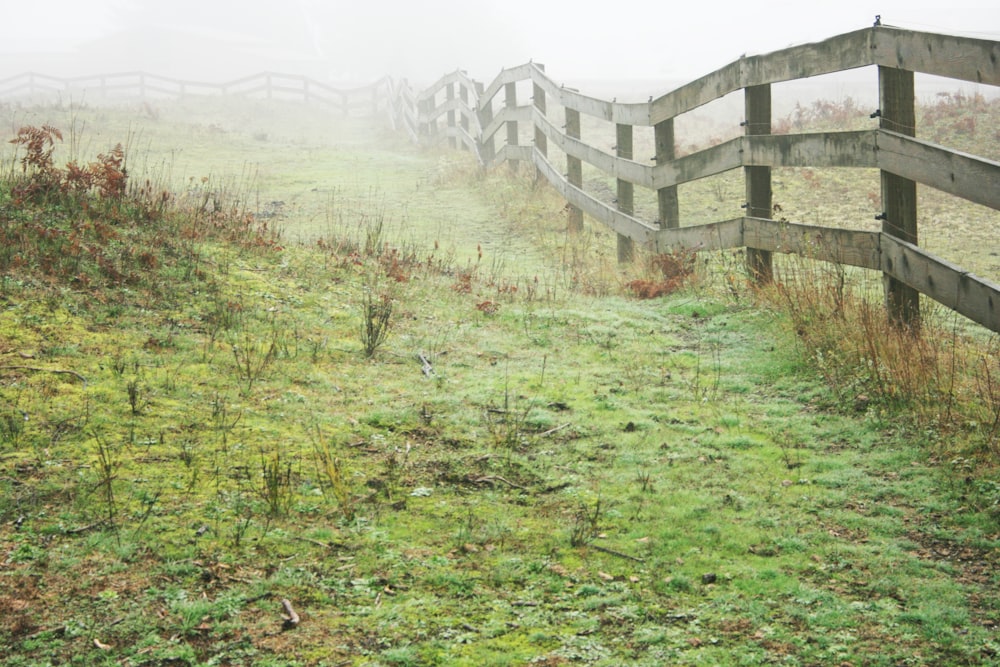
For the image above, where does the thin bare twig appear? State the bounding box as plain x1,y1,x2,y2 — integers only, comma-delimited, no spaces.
540,423,571,437
0,365,88,386
591,544,645,563
293,535,336,550
471,475,526,490
417,352,434,377
63,520,107,535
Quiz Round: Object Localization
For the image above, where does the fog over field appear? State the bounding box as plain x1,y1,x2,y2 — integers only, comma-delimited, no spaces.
1,0,998,92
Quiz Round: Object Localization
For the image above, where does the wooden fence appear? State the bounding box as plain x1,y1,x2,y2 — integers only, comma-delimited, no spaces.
2,25,998,333
406,24,1000,333
0,71,393,117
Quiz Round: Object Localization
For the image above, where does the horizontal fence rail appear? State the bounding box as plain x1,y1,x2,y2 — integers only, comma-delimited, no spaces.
407,24,1000,333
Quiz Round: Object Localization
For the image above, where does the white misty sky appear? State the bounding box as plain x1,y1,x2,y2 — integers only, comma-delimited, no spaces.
2,0,998,85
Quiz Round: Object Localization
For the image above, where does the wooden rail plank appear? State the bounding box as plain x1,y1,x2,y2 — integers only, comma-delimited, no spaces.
745,131,879,169
649,62,743,127
740,29,876,93
479,109,506,144
532,111,651,187
531,124,886,191
655,218,745,253
872,27,1000,86
531,150,660,243
480,105,532,143
652,139,743,189
478,64,533,108
875,130,1000,211
743,218,882,269
650,29,875,124
530,64,650,125
881,234,1000,332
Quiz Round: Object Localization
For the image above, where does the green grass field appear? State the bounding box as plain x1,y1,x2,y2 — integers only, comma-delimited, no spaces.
0,95,998,666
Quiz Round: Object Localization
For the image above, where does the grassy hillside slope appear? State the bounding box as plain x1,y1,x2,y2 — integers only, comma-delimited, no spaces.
0,97,997,666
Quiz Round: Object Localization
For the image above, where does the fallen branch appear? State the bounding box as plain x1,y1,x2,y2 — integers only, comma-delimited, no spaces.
280,598,300,629
293,535,336,550
471,475,525,490
540,423,571,437
591,544,645,563
0,365,88,386
63,520,107,535
417,352,434,377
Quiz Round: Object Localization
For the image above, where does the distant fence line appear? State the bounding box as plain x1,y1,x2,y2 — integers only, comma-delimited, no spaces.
2,24,999,333
0,71,393,116
404,24,1000,334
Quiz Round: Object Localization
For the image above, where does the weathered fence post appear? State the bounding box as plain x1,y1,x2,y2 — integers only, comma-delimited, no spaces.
532,64,547,180
878,65,920,330
446,82,457,150
505,81,518,171
616,123,635,262
744,83,773,284
655,119,679,229
565,105,584,232
459,81,470,151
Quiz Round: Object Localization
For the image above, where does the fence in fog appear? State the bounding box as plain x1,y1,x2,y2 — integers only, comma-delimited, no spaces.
2,25,999,333
0,71,390,116
400,24,1000,333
